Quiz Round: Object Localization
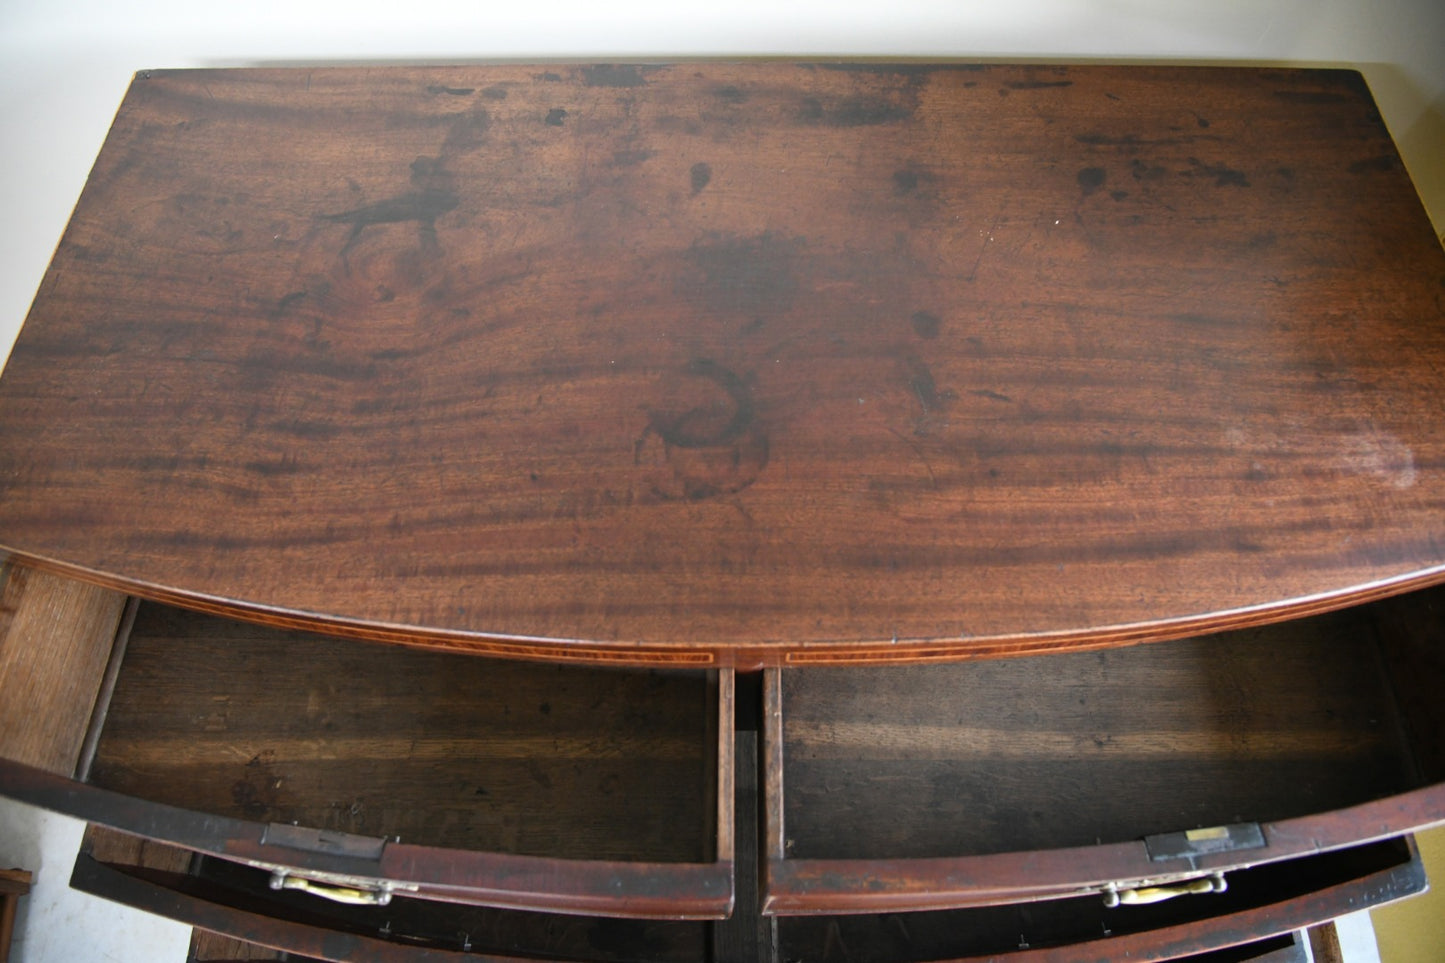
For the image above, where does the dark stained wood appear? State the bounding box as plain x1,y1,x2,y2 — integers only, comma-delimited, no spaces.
69,830,1422,962
761,782,1445,914
770,839,1423,961
89,601,719,863
761,585,1445,913
0,597,737,919
1368,586,1445,782
1,65,1444,665
0,561,128,774
711,733,777,963
75,844,715,962
781,605,1416,861
0,756,735,919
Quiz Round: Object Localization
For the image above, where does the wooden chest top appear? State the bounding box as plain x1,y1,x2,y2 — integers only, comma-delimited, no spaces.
1,64,1443,666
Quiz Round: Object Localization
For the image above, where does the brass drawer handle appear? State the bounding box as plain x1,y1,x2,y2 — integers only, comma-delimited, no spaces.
269,870,394,906
1103,872,1227,908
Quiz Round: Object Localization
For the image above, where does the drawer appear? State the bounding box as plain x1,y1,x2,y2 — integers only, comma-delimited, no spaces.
0,566,734,919
72,825,1412,963
762,584,1445,914
185,930,1314,963
768,837,1422,962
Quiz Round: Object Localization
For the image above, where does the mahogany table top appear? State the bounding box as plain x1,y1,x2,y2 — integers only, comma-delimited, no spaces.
1,64,1443,667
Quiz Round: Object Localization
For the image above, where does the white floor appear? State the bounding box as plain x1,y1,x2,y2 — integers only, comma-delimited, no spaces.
0,793,1388,963
0,795,190,963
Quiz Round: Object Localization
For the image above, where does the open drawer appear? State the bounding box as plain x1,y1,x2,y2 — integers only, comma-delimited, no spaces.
0,565,734,919
72,824,1414,962
762,584,1445,915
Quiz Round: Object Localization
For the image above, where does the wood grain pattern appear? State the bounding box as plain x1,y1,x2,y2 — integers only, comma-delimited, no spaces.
1,755,735,919
87,602,719,863
778,602,1417,863
760,782,1445,913
188,931,292,963
83,823,196,875
771,840,1421,961
77,845,715,962
1,65,1444,663
0,561,127,774
69,832,1421,962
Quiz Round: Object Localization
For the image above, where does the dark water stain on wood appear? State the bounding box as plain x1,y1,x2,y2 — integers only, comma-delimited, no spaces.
638,359,770,501
1130,159,1168,181
319,125,479,266
1005,80,1074,90
690,162,712,194
818,63,959,80
648,359,755,450
1077,167,1107,196
230,751,282,819
611,149,655,168
581,65,653,88
1076,132,1220,151
322,187,459,259
1186,158,1250,188
684,232,803,316
441,110,490,152
1274,90,1349,105
910,310,941,339
798,96,914,127
244,457,305,478
896,349,956,427
1170,312,1246,330
267,419,341,441
900,353,940,412
1349,155,1398,174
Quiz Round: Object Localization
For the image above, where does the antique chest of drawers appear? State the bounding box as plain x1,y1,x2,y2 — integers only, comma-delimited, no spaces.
1,63,1443,961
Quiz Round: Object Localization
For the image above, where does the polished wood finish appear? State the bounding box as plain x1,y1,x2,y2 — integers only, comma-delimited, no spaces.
0,561,127,774
1,65,1443,665
769,839,1423,962
70,828,1422,962
76,831,715,962
4,753,735,919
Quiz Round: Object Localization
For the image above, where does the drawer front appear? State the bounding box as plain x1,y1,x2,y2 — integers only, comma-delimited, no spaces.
762,585,1445,913
74,828,715,962
73,826,1405,963
185,928,1312,963
769,838,1423,962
